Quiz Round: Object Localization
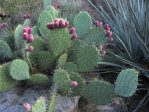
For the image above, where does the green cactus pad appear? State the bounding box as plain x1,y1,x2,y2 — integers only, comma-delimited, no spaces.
37,51,56,72
69,72,85,96
38,11,54,38
47,92,57,112
74,11,92,39
32,25,40,37
115,69,139,97
48,28,71,56
76,45,99,72
47,6,58,18
57,53,67,67
14,24,24,49
32,97,46,112
83,80,115,105
0,40,12,59
0,65,17,92
63,62,78,73
30,73,49,86
85,26,106,45
23,19,31,27
10,59,30,80
53,69,71,92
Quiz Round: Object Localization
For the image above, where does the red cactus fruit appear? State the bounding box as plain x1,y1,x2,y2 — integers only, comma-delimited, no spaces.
27,46,34,52
54,21,60,28
23,103,31,112
27,34,34,43
70,81,78,88
71,34,78,40
47,23,54,30
65,21,69,27
54,18,59,23
22,33,29,40
106,31,113,38
26,14,31,19
28,27,32,34
23,15,27,19
59,20,65,28
69,27,76,34
99,22,103,27
23,28,29,33
104,24,110,31
95,21,100,26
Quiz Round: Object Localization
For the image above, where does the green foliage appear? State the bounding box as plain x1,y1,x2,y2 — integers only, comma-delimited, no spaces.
47,92,57,112
83,80,115,105
48,29,71,57
69,72,85,96
63,62,78,73
0,65,17,92
32,97,46,112
74,11,92,39
38,7,58,38
115,69,139,97
10,59,30,80
23,19,31,27
57,53,67,67
14,24,24,49
53,69,71,92
30,73,49,86
37,51,56,72
76,45,99,72
0,40,12,59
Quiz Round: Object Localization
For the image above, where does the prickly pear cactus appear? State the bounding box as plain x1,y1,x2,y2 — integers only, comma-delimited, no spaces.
14,24,24,49
53,69,71,92
83,80,115,105
57,53,67,67
48,29,71,57
30,73,49,86
0,40,12,59
76,45,99,72
38,7,58,38
115,69,139,97
23,19,31,27
47,92,57,112
74,11,92,39
63,62,78,73
0,65,17,92
37,51,56,72
10,59,30,80
44,0,51,10
32,25,40,37
32,97,47,112
69,72,85,96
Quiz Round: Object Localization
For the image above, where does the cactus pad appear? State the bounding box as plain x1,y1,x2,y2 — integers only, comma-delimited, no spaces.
114,69,139,97
10,59,30,80
47,92,57,112
74,11,92,39
63,62,78,73
30,73,49,86
57,53,67,67
83,80,115,105
37,51,56,72
23,19,31,26
76,45,99,72
53,69,71,92
32,97,46,112
0,65,17,92
14,24,24,49
0,40,12,59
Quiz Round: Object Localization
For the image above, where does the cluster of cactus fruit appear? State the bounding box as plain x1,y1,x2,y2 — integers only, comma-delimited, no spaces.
0,2,139,107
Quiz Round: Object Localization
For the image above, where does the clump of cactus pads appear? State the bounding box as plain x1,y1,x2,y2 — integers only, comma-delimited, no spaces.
32,97,47,112
0,40,12,59
0,65,17,92
115,69,139,97
74,11,92,39
10,59,30,80
53,68,71,92
30,73,49,86
76,45,99,72
83,80,115,105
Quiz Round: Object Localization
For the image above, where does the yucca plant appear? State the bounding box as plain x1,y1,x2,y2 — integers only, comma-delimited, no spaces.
88,0,149,111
